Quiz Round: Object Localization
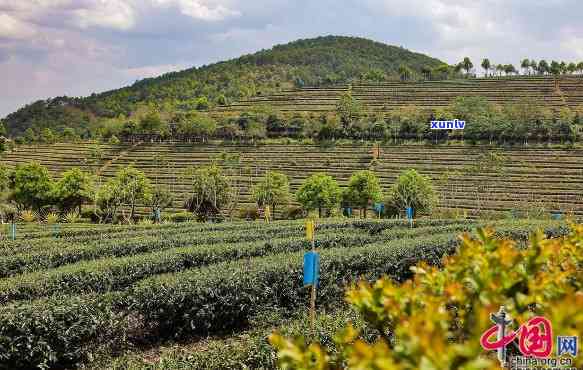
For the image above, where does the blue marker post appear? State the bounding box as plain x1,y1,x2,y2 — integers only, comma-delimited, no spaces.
52,224,60,239
373,203,384,219
406,207,413,228
304,219,319,335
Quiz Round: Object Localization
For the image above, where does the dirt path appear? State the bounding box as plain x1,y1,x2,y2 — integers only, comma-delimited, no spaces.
97,141,142,176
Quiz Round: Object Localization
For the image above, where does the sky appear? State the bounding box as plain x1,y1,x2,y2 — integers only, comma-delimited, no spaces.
1,0,582,117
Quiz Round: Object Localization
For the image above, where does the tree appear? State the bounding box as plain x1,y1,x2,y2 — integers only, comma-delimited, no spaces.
24,128,36,143
461,57,473,75
184,164,231,222
96,178,124,223
252,171,291,218
481,58,491,77
386,169,436,217
245,122,266,143
296,173,342,218
397,64,413,81
504,64,517,76
149,185,173,222
139,110,164,135
40,128,56,143
9,162,54,211
420,66,432,80
530,59,538,75
495,64,504,76
550,60,561,76
336,86,364,128
343,170,383,218
567,62,577,74
538,60,549,75
577,62,583,74
53,168,95,214
195,96,210,111
115,166,152,221
521,58,531,75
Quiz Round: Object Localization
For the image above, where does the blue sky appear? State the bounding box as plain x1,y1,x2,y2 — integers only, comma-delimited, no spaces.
1,0,582,117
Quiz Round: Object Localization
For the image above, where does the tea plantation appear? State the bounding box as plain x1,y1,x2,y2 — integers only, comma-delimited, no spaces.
4,143,583,218
0,218,570,369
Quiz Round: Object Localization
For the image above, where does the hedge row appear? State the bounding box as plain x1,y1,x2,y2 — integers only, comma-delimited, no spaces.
0,232,459,368
0,223,474,304
0,224,309,277
0,219,465,277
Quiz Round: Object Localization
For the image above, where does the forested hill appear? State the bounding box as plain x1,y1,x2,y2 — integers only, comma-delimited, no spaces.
2,35,444,137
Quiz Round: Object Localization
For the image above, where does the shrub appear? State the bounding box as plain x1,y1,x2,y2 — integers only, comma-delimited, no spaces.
270,224,583,369
283,206,305,220
0,294,127,369
164,211,194,223
19,210,36,223
45,212,60,224
64,211,81,224
239,206,260,220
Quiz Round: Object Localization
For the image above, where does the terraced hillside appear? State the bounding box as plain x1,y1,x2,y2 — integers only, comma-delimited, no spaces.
224,76,583,113
6,143,583,217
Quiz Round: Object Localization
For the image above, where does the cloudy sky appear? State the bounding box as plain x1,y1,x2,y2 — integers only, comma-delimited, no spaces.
1,0,582,117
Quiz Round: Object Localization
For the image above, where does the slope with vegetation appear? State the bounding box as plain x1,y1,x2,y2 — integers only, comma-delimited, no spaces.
2,143,583,220
1,36,444,138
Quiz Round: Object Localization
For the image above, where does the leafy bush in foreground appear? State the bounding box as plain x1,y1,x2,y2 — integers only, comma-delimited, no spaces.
270,225,583,369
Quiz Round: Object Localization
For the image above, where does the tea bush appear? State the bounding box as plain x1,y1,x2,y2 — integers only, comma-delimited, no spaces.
270,224,583,369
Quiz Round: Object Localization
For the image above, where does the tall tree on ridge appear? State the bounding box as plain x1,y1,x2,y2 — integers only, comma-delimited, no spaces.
481,58,491,77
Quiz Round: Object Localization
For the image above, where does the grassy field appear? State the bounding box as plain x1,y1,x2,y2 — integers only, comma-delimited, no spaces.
6,142,583,218
0,217,570,369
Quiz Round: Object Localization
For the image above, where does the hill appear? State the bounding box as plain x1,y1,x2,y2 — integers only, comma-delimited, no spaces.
1,36,445,137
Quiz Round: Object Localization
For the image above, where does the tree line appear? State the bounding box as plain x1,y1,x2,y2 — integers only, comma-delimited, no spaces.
0,161,436,224
456,57,583,77
11,93,583,147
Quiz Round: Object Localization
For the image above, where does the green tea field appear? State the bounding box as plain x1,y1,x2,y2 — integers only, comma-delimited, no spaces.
0,218,569,369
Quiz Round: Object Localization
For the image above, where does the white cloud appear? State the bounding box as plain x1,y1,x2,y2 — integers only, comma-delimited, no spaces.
0,13,37,40
72,0,136,30
152,0,240,21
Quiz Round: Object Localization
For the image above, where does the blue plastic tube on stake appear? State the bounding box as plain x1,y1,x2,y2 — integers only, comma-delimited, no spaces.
303,251,320,287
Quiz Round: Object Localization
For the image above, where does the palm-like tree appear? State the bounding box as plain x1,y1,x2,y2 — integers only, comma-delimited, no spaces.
504,64,517,76
550,61,561,76
481,58,491,77
461,57,473,76
538,60,549,75
530,60,538,75
521,59,530,75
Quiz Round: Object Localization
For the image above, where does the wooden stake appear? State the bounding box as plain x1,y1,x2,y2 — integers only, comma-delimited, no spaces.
310,237,316,337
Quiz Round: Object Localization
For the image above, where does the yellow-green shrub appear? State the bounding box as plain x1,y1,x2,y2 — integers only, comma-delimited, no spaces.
270,225,583,369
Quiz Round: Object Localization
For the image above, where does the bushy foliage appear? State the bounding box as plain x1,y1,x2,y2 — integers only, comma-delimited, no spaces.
270,225,583,369
184,164,231,221
9,162,54,211
386,169,436,217
296,173,342,217
343,170,383,217
252,171,291,217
